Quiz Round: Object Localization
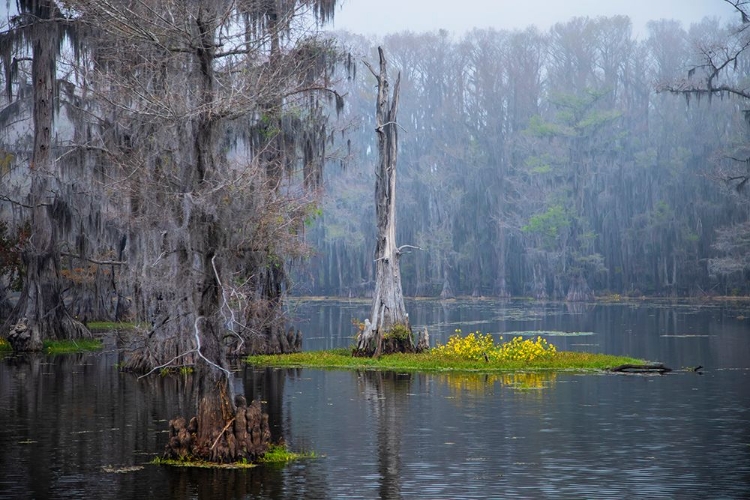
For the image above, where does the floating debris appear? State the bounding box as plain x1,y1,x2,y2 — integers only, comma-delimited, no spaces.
101,465,144,474
502,330,596,337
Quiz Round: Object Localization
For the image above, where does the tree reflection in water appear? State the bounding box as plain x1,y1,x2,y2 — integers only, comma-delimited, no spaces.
358,370,412,498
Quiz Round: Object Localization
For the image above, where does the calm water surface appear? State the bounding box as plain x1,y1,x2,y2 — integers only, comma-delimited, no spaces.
1,299,749,499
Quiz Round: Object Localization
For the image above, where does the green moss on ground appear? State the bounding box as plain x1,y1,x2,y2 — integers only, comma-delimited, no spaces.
44,339,103,354
86,321,138,331
247,349,646,373
0,337,103,354
150,445,313,469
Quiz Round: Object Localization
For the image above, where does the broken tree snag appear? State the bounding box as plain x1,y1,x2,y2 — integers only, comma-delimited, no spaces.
609,363,673,374
354,47,416,357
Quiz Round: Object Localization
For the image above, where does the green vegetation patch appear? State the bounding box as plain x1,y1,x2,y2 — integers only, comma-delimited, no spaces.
248,331,646,373
0,337,103,354
247,349,644,373
87,321,137,332
258,444,316,464
150,445,313,469
151,456,258,469
44,338,103,354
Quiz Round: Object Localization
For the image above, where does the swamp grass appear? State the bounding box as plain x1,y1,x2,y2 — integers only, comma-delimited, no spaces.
150,445,314,469
87,321,138,331
246,348,646,374
43,338,103,354
0,337,103,354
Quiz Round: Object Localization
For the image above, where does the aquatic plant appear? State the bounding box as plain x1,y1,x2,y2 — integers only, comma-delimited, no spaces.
248,349,643,373
43,339,103,354
432,329,496,361
496,336,557,362
86,321,138,331
150,443,313,468
432,329,556,363
258,444,316,464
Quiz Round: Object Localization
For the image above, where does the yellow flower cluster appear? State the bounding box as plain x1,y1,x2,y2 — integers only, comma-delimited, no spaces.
496,335,557,362
433,329,556,363
433,329,497,361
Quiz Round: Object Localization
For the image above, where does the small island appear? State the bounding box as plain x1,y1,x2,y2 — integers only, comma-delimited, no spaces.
247,330,655,374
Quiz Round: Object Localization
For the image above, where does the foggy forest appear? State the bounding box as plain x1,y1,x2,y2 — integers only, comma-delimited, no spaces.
2,0,750,465
3,1,750,348
304,17,750,301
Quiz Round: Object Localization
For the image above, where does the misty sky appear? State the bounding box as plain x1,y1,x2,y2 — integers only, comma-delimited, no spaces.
329,0,736,37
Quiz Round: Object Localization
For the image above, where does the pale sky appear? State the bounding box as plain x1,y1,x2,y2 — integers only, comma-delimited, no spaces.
328,0,736,38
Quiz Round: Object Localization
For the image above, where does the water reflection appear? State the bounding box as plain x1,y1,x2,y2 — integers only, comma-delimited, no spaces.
430,372,558,398
164,466,287,500
358,371,412,499
291,298,750,370
2,300,750,499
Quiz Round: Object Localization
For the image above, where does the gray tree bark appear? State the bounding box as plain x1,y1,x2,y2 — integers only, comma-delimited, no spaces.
356,47,415,356
6,1,89,351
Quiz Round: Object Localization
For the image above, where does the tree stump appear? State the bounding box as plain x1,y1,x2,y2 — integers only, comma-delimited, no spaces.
164,399,270,463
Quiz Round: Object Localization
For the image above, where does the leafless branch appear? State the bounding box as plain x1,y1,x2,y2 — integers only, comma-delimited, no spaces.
0,194,50,209
60,252,127,266
397,244,421,254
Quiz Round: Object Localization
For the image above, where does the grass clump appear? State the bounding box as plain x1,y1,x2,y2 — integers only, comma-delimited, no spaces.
44,338,103,354
86,321,137,332
150,444,313,469
0,337,103,354
151,456,257,469
258,444,316,464
247,330,644,374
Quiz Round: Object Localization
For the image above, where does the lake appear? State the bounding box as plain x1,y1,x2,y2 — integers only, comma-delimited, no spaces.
1,299,749,499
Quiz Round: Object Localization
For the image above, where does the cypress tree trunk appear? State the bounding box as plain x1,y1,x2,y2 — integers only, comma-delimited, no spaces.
6,3,89,351
161,10,270,463
355,47,417,357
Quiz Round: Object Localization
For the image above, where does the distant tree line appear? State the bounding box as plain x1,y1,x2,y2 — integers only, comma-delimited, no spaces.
301,15,750,299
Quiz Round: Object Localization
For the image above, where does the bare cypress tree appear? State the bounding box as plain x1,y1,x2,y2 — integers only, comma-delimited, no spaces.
75,0,342,463
659,1,750,191
355,47,419,356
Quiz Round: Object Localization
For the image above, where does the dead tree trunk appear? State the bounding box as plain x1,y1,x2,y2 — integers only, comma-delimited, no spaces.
355,47,416,357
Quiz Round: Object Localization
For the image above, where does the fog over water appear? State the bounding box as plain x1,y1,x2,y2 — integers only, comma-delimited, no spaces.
330,0,734,36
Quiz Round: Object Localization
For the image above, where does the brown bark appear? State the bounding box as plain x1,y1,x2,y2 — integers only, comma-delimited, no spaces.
160,8,267,464
355,47,416,356
164,397,270,463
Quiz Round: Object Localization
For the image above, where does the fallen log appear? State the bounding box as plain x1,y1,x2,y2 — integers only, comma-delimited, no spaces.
609,363,672,374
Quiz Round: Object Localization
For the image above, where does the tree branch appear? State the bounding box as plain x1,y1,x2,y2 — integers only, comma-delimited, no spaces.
397,244,421,254
0,194,52,209
60,252,127,266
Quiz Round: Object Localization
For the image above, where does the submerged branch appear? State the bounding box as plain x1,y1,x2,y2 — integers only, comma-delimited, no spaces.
609,363,672,374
